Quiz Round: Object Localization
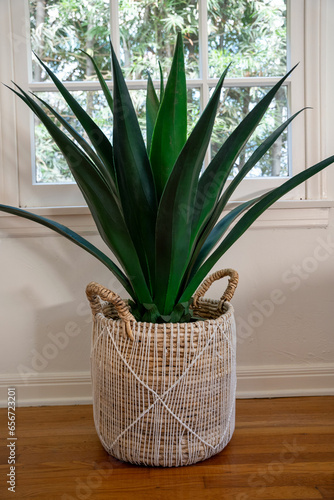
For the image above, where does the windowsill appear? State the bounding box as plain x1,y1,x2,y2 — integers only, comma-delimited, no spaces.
0,199,333,237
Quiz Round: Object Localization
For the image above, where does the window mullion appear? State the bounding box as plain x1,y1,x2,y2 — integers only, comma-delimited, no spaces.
198,0,210,166
0,0,20,205
286,0,306,200
110,0,120,60
25,78,291,95
321,0,334,200
28,81,107,92
11,0,34,208
220,77,289,88
304,0,325,199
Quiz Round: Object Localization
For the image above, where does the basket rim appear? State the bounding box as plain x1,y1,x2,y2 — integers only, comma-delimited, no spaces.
95,297,235,330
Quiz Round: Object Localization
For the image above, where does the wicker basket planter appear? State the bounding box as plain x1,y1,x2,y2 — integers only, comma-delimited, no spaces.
86,269,238,467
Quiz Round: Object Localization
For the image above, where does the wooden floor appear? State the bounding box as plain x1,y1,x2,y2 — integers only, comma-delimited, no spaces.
0,397,333,500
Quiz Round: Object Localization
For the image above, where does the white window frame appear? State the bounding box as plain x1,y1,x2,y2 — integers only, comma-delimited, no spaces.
0,0,333,230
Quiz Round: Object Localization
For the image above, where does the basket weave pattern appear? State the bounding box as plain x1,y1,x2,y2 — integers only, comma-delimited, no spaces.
88,269,238,467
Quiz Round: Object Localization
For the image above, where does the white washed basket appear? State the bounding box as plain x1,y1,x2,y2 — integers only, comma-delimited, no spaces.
86,269,238,467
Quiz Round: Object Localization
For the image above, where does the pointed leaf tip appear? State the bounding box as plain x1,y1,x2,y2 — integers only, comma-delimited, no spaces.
149,30,187,199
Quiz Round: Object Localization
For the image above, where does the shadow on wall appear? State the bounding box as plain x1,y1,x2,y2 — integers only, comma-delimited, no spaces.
16,290,92,383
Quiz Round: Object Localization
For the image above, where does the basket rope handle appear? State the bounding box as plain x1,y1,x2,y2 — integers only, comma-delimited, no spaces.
192,269,239,308
86,282,136,340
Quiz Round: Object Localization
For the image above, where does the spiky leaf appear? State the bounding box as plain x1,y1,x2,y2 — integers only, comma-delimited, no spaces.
81,49,114,113
146,74,160,153
180,154,334,301
185,109,305,282
110,41,157,290
33,52,116,185
32,93,109,180
192,65,298,236
9,84,152,304
149,33,187,199
154,68,229,313
0,204,133,297
158,61,165,102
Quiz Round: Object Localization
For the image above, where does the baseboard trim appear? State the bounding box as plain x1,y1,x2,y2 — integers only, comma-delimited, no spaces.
0,364,333,407
0,372,92,407
236,364,334,398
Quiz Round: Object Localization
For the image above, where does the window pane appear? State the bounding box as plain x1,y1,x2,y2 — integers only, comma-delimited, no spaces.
208,0,286,78
211,86,288,177
34,91,112,183
118,0,199,79
30,0,111,82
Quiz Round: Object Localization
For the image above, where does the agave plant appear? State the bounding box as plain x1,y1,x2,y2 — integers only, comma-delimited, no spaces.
1,34,334,323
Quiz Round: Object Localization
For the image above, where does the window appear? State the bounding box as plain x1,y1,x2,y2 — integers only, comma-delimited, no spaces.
0,0,332,213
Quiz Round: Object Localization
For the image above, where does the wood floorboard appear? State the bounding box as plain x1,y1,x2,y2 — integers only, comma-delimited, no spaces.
0,396,333,499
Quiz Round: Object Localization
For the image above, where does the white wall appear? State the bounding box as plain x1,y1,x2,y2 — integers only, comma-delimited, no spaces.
0,200,333,406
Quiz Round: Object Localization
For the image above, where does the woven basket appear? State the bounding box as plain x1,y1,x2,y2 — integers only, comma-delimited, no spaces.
86,268,238,467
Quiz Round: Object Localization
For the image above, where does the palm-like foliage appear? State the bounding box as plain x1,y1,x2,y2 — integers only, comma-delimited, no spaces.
2,34,334,322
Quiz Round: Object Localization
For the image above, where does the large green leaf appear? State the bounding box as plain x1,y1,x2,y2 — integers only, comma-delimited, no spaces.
146,74,160,153
180,154,334,302
10,84,153,304
154,67,229,314
110,41,158,292
149,33,187,199
80,49,114,113
9,83,108,190
159,61,164,102
33,52,116,185
186,109,305,282
32,92,110,186
192,65,298,236
0,204,134,298
212,109,306,216
185,196,265,282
